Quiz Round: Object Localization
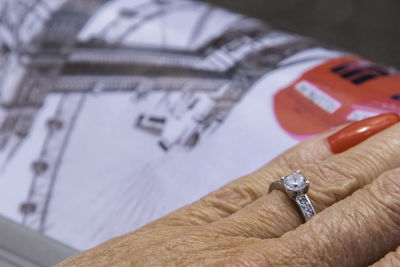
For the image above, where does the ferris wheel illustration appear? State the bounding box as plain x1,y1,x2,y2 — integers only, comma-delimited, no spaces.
0,0,317,233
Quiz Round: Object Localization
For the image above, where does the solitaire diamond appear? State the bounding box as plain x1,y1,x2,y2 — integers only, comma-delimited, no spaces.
269,171,316,222
283,173,306,191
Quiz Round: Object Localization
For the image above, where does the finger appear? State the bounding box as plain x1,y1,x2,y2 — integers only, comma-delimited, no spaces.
157,127,336,227
210,117,400,238
256,167,400,267
123,114,397,252
162,114,398,227
370,246,400,267
104,126,339,254
56,116,399,266
70,122,342,259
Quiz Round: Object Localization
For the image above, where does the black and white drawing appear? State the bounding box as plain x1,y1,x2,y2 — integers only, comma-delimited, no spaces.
0,0,342,249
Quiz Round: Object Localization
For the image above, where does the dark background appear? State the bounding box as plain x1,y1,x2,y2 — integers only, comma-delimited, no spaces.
203,0,400,68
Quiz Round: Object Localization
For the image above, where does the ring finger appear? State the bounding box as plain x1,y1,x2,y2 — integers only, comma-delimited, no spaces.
210,114,400,238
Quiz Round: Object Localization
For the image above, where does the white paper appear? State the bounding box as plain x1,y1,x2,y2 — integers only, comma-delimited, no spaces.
0,0,345,249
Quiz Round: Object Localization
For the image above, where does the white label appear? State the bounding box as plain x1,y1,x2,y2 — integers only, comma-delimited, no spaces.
346,110,379,121
295,80,341,114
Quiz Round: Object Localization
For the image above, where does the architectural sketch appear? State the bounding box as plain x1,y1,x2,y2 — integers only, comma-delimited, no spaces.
0,0,336,249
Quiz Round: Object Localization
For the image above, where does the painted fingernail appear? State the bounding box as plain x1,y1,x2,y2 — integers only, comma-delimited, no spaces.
327,113,400,154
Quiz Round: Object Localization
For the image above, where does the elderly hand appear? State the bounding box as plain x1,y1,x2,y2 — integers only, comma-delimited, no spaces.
58,114,400,266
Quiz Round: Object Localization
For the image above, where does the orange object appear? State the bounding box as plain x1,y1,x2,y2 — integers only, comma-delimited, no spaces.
274,57,400,137
327,113,400,154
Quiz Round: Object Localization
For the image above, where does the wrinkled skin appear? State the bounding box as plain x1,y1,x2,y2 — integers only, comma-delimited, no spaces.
57,123,400,266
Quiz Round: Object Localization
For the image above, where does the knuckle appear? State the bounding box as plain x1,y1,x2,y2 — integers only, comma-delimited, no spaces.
278,234,330,267
305,151,390,206
305,161,358,206
308,217,352,266
311,160,351,185
345,151,381,178
380,169,400,196
370,137,398,158
274,150,308,170
369,168,400,226
205,184,258,213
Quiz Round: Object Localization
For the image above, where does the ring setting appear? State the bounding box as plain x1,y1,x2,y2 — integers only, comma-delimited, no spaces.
268,171,316,221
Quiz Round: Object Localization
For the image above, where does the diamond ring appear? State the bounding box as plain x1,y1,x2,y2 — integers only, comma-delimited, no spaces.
268,171,316,221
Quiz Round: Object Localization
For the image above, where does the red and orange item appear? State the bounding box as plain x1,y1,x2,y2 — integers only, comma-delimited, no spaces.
274,57,400,138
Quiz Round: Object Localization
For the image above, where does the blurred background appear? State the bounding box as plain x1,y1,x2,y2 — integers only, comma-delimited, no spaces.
205,0,400,68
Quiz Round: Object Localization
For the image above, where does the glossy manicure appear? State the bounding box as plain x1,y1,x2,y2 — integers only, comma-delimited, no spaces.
328,113,400,154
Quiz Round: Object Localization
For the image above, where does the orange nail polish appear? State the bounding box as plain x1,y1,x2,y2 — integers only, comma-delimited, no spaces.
328,113,400,154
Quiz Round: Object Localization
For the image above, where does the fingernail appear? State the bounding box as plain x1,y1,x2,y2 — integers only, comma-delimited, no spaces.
328,113,400,154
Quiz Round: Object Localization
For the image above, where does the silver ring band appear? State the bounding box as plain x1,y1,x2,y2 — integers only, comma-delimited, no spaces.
268,171,316,222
